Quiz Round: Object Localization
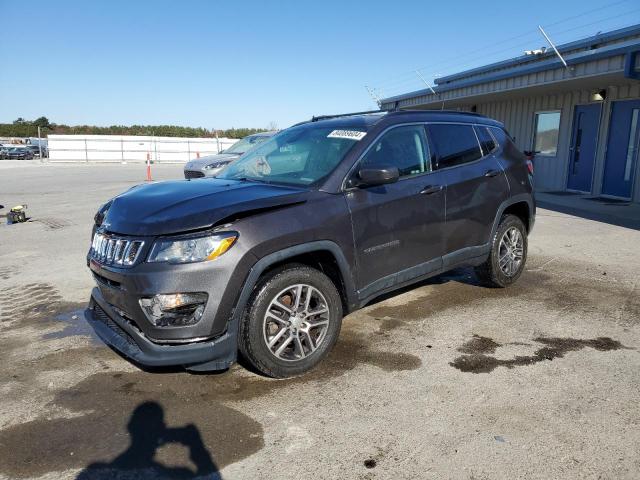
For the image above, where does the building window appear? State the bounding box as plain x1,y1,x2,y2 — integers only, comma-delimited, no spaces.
533,111,561,156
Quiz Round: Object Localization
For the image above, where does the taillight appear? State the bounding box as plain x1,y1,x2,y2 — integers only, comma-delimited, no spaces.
526,159,534,175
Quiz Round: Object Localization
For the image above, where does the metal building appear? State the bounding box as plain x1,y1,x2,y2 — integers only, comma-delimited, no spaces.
380,24,640,204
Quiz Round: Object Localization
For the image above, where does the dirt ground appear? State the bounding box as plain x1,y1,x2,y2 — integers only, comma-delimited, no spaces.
0,162,639,479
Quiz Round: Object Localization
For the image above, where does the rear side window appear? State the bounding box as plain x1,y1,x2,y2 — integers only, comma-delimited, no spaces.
490,127,511,148
360,125,430,177
427,124,482,169
475,126,497,155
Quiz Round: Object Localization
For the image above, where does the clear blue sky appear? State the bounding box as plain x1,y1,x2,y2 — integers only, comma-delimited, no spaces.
1,0,638,130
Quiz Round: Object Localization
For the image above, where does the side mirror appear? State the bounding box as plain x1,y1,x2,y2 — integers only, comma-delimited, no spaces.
358,167,400,187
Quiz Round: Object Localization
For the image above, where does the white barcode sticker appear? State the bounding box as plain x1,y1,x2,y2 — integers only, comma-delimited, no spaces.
327,130,367,141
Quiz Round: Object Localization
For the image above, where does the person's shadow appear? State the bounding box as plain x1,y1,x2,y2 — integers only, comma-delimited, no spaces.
76,401,220,479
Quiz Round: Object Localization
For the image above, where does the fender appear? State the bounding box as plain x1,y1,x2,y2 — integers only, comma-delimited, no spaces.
231,240,357,324
490,193,536,240
188,241,356,372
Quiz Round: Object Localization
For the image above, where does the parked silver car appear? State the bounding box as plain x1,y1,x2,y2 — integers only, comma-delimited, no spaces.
183,131,276,179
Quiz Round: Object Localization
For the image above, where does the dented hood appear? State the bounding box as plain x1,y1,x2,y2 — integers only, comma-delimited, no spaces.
101,178,309,236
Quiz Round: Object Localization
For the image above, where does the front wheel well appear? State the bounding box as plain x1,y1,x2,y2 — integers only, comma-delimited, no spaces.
258,250,350,313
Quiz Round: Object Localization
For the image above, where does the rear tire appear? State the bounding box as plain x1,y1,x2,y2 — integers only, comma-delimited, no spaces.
475,214,527,288
239,264,343,378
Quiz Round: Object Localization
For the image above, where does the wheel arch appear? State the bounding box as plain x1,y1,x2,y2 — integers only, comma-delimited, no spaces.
231,241,357,326
490,194,535,239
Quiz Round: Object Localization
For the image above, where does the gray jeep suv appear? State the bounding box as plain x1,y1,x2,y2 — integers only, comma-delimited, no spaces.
86,110,535,378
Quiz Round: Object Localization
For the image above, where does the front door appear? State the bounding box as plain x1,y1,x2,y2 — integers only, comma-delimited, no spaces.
345,124,446,298
567,103,601,192
602,99,640,198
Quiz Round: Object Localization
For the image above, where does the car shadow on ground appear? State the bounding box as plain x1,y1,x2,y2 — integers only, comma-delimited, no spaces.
75,401,221,480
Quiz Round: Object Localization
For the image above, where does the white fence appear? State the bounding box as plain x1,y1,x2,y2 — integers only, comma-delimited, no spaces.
47,134,238,163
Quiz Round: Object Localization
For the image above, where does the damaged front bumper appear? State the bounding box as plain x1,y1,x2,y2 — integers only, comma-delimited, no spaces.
86,287,236,371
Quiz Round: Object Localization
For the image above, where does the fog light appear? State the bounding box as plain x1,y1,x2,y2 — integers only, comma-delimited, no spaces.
139,293,208,327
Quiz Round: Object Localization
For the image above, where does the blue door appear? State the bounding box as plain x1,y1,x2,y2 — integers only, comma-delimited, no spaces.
567,103,601,192
602,99,640,198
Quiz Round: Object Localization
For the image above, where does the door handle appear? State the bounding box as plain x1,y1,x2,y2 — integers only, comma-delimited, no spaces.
420,185,443,195
484,169,500,178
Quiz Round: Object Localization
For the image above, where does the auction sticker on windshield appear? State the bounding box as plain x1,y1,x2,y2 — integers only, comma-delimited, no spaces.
327,130,367,141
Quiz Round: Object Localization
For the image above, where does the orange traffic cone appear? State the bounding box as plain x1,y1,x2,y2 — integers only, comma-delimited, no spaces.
146,153,152,181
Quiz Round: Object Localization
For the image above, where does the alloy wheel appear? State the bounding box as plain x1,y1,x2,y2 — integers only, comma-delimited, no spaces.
498,227,524,276
262,284,330,362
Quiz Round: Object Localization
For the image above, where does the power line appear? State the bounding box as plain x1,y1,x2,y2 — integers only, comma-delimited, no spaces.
373,13,640,97
377,17,640,100
370,0,638,89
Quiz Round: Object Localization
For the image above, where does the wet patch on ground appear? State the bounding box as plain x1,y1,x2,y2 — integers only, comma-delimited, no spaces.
451,335,627,374
0,283,85,328
42,308,98,341
456,335,501,355
35,217,74,230
0,285,420,478
366,263,640,330
0,326,420,479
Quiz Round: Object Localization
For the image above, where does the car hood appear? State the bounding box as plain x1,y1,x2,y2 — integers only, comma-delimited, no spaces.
101,178,309,236
185,153,240,170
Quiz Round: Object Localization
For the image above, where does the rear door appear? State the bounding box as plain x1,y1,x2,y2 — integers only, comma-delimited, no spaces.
345,124,446,297
426,123,509,263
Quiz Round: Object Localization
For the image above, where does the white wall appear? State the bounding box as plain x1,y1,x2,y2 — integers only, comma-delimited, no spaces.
47,134,238,163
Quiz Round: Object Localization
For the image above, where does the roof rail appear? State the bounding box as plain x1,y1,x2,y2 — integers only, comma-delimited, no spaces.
388,109,487,118
311,109,387,122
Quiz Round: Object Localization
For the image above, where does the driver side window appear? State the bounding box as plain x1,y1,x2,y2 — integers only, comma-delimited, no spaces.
360,125,431,177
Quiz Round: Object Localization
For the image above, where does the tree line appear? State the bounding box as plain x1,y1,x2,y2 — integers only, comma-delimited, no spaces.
0,117,272,139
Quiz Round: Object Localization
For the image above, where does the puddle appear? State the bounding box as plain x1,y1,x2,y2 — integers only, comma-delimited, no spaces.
456,335,500,355
42,308,99,342
451,335,627,374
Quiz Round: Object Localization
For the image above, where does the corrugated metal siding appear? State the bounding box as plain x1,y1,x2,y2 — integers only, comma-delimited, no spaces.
470,83,640,196
381,54,629,111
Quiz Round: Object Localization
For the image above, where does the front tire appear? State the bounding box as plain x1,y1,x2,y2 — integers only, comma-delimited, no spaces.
239,264,343,378
475,214,528,288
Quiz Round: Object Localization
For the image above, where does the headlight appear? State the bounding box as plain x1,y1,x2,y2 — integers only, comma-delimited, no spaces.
204,162,227,170
148,232,237,264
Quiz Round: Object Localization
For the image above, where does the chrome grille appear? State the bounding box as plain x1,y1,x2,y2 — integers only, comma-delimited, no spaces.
90,232,144,266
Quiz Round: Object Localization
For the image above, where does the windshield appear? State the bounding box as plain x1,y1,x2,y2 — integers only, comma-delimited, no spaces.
216,125,367,186
223,134,271,154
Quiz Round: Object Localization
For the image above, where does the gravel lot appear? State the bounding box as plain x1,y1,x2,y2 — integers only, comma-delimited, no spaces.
0,162,639,479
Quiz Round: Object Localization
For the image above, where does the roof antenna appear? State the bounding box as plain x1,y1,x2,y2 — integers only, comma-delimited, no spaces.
415,70,445,110
538,25,570,70
364,86,382,109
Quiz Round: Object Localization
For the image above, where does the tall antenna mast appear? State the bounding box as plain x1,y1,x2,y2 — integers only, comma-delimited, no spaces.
415,70,438,96
364,85,382,108
538,25,569,69
415,70,445,110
